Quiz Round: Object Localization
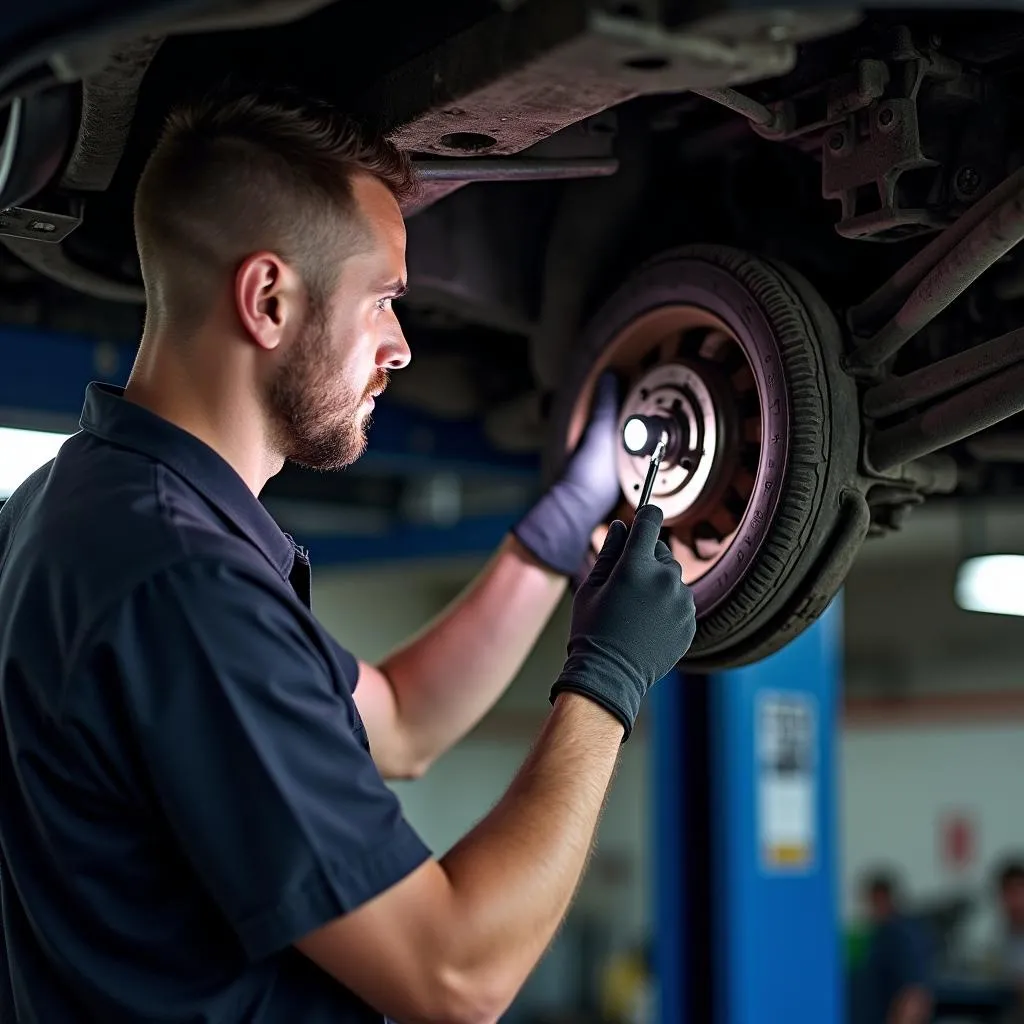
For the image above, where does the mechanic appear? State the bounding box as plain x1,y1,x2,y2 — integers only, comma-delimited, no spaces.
0,89,696,1024
850,870,935,1024
990,858,1024,1022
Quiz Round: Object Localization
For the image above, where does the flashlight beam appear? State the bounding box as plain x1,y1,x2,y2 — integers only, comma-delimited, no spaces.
623,416,651,456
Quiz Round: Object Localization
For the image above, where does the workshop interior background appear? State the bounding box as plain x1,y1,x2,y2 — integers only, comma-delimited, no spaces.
11,379,1022,1021
3,232,1024,1024
324,516,1024,1023
4,2,1024,1018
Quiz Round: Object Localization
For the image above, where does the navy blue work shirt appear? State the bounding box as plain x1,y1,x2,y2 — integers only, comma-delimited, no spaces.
850,914,934,1024
0,383,432,1023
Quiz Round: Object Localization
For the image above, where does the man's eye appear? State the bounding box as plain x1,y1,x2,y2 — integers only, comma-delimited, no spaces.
376,297,392,312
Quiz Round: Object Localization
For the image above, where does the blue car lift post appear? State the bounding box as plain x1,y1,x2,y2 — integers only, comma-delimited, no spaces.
652,599,844,1024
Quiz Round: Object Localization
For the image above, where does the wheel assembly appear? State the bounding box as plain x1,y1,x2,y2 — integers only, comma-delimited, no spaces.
547,245,869,669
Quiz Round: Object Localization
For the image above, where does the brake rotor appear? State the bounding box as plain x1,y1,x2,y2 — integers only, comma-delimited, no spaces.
569,304,766,590
617,363,720,520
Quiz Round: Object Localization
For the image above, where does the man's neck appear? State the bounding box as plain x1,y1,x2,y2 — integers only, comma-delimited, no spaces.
124,335,283,495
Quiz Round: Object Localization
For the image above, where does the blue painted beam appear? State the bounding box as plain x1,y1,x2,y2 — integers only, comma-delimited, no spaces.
650,667,715,1024
0,325,540,478
302,511,523,566
650,672,687,1024
0,325,132,425
709,601,843,1024
655,605,843,1024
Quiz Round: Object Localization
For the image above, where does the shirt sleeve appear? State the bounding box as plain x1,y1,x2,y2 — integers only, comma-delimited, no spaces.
97,557,431,963
324,634,360,695
882,919,932,990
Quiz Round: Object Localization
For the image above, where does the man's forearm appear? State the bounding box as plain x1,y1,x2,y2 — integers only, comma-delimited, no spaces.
295,692,625,1024
889,986,932,1024
377,535,566,767
438,692,622,1010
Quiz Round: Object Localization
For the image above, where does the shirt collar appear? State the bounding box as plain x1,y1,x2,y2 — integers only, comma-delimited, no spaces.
80,382,297,579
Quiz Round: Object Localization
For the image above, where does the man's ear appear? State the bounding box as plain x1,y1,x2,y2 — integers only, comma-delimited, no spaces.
235,251,303,351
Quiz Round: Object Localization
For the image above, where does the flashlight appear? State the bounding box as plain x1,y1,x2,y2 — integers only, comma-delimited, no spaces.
623,414,679,511
622,414,676,458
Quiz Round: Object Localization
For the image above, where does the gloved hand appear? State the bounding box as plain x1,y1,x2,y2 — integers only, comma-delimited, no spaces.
550,505,696,740
513,373,622,577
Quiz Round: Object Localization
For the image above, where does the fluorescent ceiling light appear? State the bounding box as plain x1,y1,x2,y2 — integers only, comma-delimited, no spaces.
0,426,73,500
955,554,1024,618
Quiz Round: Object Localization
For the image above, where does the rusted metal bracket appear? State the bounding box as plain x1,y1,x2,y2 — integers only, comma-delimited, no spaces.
352,0,858,214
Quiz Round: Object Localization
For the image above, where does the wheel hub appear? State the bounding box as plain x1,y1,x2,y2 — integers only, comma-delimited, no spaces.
567,301,767,593
617,363,721,521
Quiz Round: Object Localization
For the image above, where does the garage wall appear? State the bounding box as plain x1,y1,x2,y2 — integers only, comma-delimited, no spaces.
841,502,1024,945
840,721,1024,942
311,556,483,664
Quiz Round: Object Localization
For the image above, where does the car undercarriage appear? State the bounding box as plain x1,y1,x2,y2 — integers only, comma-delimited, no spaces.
3,0,1024,665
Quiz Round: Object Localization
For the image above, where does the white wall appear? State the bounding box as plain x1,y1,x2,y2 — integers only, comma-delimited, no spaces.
312,556,484,663
841,510,1024,938
841,721,1024,944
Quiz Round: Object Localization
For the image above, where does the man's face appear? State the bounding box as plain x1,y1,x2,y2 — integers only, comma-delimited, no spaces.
1001,878,1024,931
266,173,410,471
865,886,893,924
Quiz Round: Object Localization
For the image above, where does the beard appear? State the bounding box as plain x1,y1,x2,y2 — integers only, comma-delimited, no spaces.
265,303,387,472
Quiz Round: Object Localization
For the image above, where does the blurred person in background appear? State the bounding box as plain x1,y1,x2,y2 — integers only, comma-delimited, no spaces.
991,859,1024,1022
851,869,934,1024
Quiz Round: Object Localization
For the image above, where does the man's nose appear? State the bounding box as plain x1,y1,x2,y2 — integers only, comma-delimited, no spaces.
381,325,411,370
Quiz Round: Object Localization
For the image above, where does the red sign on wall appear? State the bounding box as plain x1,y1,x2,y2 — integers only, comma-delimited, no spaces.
939,811,976,872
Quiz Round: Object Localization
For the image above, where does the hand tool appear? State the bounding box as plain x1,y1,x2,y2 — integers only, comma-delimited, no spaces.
637,432,667,509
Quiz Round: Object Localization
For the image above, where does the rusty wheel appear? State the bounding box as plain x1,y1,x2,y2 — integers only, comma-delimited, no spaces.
547,246,866,669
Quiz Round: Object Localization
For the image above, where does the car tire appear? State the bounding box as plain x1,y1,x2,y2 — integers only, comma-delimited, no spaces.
545,245,870,669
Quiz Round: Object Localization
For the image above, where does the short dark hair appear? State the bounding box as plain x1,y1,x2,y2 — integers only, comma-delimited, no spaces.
995,858,1024,890
862,868,899,901
134,87,417,327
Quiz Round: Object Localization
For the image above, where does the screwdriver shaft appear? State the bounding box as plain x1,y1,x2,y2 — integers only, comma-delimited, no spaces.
638,435,667,509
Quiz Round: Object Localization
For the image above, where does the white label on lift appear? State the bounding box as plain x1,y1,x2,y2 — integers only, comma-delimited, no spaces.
757,692,817,873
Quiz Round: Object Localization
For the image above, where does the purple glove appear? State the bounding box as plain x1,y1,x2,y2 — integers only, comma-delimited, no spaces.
513,373,623,577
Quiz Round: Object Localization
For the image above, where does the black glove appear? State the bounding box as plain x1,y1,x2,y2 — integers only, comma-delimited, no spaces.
513,373,622,577
550,505,696,740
